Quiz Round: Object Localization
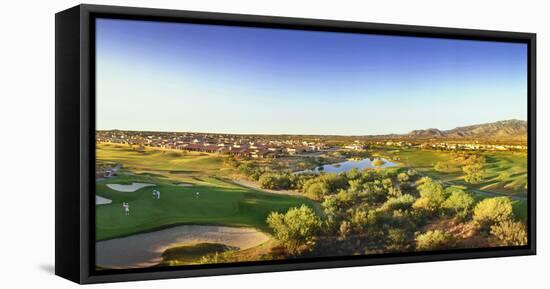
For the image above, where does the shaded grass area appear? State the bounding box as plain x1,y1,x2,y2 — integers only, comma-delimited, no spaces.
511,199,528,222
158,239,283,266
160,243,235,265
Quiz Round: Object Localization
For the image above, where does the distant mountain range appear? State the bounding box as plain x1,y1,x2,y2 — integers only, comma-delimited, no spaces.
401,119,527,140
100,119,527,142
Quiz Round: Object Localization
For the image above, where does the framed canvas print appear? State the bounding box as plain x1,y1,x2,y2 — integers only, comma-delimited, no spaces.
55,4,536,284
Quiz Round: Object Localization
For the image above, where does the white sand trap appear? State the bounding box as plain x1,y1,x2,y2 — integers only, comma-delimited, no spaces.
106,183,155,192
176,183,193,187
96,195,112,205
96,225,270,269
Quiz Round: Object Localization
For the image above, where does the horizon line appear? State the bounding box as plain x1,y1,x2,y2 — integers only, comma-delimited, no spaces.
96,118,527,137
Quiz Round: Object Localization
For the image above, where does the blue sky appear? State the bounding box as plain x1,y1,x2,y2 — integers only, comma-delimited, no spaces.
96,18,527,135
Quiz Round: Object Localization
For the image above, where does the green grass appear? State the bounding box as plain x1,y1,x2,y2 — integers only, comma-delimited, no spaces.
96,144,317,241
97,143,223,173
380,148,527,197
511,199,528,222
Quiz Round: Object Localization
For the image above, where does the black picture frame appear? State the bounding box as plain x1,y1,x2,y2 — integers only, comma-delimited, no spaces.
55,4,536,284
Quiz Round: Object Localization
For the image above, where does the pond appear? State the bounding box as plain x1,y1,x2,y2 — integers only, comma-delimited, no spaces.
297,158,397,174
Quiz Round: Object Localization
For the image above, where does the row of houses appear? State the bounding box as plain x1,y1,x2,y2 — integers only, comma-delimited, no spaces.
96,130,330,158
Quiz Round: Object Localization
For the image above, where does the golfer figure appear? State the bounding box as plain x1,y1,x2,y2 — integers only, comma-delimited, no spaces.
122,202,130,216
196,191,200,198
152,190,160,199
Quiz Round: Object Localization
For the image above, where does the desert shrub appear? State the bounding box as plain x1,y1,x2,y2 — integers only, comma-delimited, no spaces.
322,196,341,217
490,220,528,246
339,221,351,240
258,173,292,190
442,188,475,219
198,251,234,264
412,177,446,215
415,230,456,251
386,228,412,252
348,179,364,193
381,178,393,189
462,155,486,184
350,208,378,234
238,163,264,180
388,186,403,198
224,156,240,168
346,168,361,180
267,205,322,255
372,158,386,167
379,194,416,212
473,197,513,229
407,169,418,179
399,181,416,195
391,209,419,230
397,172,410,182
238,162,256,176
304,181,330,200
303,174,348,200
361,182,389,205
292,173,316,190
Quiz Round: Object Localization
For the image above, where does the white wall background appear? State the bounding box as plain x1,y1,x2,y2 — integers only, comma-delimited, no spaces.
0,0,547,287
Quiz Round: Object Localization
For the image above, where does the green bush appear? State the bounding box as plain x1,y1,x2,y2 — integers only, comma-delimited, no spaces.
266,205,322,255
462,155,486,184
490,220,528,246
372,158,386,167
304,182,330,200
386,228,412,252
303,174,348,200
442,188,475,219
379,194,416,212
397,172,409,182
412,177,446,215
473,197,513,229
339,221,351,240
415,230,456,251
350,208,377,234
258,173,292,190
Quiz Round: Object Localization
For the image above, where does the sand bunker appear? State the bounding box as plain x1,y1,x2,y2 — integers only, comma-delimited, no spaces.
96,195,112,205
176,183,193,187
106,183,155,192
96,225,270,269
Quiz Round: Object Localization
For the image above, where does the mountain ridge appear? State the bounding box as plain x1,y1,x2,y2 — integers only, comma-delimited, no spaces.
401,119,527,140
